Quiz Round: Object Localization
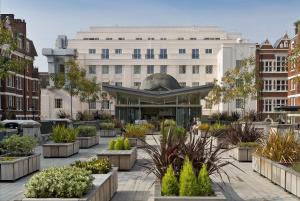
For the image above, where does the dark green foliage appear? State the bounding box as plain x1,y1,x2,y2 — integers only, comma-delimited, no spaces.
71,158,111,174
198,164,213,196
76,125,97,137
161,165,179,196
2,135,37,156
179,157,199,196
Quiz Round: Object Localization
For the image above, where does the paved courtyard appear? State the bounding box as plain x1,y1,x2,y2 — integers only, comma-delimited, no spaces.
0,135,298,201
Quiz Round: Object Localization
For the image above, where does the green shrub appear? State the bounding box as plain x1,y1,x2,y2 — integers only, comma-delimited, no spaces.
124,138,131,150
52,125,77,143
99,122,115,130
2,135,37,156
76,125,97,137
114,137,124,150
179,157,199,196
25,166,93,198
71,158,111,174
125,124,147,138
161,165,179,196
109,139,116,150
198,164,213,196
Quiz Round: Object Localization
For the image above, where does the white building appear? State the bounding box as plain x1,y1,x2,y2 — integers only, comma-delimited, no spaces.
42,26,256,119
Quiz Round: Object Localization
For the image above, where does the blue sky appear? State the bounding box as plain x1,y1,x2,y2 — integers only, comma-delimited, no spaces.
1,0,299,72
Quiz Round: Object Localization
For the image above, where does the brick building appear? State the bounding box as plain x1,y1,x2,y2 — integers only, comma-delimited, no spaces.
256,34,290,122
0,14,40,120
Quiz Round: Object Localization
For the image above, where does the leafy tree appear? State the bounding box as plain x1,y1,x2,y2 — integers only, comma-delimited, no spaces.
79,77,101,114
161,165,179,196
179,157,199,196
204,79,222,112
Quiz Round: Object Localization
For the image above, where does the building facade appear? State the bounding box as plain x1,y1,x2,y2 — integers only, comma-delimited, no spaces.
0,14,40,120
42,26,256,119
256,34,290,122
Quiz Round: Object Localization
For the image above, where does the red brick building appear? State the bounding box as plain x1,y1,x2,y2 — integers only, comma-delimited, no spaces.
0,14,40,120
256,34,290,122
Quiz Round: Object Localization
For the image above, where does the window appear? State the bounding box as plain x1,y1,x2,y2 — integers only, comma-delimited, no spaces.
118,37,125,40
205,65,213,74
102,100,109,109
192,49,199,59
89,49,96,54
134,65,141,74
147,65,154,74
236,98,244,109
263,61,273,72
148,37,155,40
115,65,122,74
32,80,36,92
275,80,288,91
133,49,141,59
55,98,62,109
115,82,122,86
179,82,186,87
190,38,196,40
102,82,109,85
263,99,272,112
236,60,242,68
101,49,109,59
136,37,142,40
291,98,296,106
115,49,122,54
275,99,287,108
179,49,186,54
146,49,154,59
102,65,109,74
106,38,112,40
179,65,186,74
192,65,199,74
89,102,96,109
160,65,167,74
205,49,212,54
159,49,167,59
177,37,184,40
264,80,272,91
134,82,141,88
89,65,96,74
276,56,287,71
160,37,167,40
192,82,199,87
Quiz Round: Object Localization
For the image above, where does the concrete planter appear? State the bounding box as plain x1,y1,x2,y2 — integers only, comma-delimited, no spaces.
128,137,145,148
232,146,255,162
18,167,118,201
97,147,137,171
77,135,100,148
211,136,229,149
100,130,117,137
0,153,41,181
42,141,80,158
252,154,300,198
154,183,226,201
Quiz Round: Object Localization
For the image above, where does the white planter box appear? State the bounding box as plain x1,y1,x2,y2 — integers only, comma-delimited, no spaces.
154,183,226,201
18,167,118,201
97,147,137,170
0,153,41,181
42,141,80,158
77,135,100,148
232,147,255,162
128,137,145,148
100,130,117,137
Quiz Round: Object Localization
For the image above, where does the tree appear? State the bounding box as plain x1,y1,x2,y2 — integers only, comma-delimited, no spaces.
204,79,222,113
51,60,86,119
79,77,101,114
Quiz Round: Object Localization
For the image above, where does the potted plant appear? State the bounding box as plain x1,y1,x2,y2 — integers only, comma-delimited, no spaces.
252,131,300,198
0,135,40,181
76,125,99,148
124,124,147,147
42,125,80,158
98,137,137,170
209,123,230,149
226,122,262,162
99,122,116,137
142,127,230,200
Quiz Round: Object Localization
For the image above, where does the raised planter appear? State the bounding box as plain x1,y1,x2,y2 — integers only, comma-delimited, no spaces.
154,182,226,201
77,135,100,148
211,136,229,149
0,153,41,181
231,147,255,162
18,167,118,201
97,147,137,171
42,141,80,158
100,130,117,137
252,154,300,198
128,137,145,148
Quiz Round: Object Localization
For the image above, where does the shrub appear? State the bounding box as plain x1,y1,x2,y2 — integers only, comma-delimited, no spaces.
114,137,124,150
71,158,111,174
161,165,179,196
142,123,154,132
109,139,116,150
256,131,300,164
209,123,229,137
99,122,115,130
198,164,213,196
161,119,176,128
0,122,5,131
2,135,37,156
125,124,147,138
76,125,97,137
292,163,300,173
76,111,94,121
52,125,77,143
124,138,131,150
25,166,93,198
179,157,199,196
